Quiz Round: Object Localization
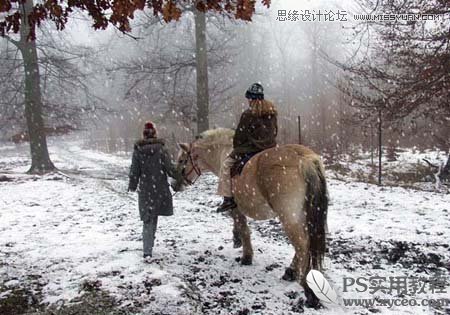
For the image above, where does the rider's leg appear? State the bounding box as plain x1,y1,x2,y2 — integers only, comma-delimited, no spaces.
217,155,237,212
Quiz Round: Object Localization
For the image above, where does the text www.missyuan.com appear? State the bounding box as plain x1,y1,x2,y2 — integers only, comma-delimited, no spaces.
343,298,449,308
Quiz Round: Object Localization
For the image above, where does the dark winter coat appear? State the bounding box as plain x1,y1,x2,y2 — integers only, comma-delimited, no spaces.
232,100,278,158
128,138,179,221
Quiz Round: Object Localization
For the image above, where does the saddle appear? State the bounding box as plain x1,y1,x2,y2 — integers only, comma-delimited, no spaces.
230,152,259,178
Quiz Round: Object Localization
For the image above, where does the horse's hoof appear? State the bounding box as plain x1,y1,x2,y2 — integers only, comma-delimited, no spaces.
304,286,322,309
233,237,242,248
240,256,253,265
282,267,297,281
291,297,305,313
305,298,322,310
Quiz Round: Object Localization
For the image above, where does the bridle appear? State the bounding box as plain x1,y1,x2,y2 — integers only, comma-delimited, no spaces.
181,147,202,185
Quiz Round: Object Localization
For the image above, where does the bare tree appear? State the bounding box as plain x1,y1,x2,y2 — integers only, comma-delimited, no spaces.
194,6,210,133
331,0,449,184
112,13,238,135
0,5,107,171
3,0,55,173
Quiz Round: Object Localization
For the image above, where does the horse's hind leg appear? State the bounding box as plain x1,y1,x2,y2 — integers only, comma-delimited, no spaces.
278,213,309,282
282,255,299,281
280,215,319,306
231,208,253,265
273,199,320,308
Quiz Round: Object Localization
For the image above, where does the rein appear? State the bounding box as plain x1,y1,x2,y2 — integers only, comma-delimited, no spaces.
182,149,202,185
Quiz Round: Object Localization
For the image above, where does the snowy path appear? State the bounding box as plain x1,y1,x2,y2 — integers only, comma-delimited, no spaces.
0,139,449,315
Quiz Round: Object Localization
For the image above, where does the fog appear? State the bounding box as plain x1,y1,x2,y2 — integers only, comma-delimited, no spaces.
1,0,448,159
60,0,352,148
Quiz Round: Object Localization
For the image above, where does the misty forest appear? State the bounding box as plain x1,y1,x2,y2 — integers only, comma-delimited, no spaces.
0,0,449,314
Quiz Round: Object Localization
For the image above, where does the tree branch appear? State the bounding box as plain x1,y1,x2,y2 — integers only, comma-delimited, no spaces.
2,35,21,49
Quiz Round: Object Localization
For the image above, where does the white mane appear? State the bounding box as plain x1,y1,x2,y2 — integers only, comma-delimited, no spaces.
197,128,234,147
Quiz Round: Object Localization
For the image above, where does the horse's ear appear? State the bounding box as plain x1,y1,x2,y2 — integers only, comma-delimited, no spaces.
178,143,190,152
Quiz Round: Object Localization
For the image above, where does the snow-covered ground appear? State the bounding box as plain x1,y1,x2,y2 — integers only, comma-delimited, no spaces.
327,148,449,192
0,137,449,314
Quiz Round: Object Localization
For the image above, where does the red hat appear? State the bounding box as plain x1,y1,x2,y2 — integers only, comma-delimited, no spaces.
144,121,154,130
143,121,156,138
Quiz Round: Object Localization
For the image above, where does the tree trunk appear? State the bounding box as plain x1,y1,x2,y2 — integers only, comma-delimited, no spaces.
440,154,450,183
194,7,209,135
370,124,374,167
378,108,382,186
386,144,398,162
20,0,55,174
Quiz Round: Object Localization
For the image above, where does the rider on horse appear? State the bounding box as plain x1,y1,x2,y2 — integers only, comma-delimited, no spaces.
216,83,278,212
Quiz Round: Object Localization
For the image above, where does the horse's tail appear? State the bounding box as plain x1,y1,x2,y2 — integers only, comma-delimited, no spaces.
301,157,328,271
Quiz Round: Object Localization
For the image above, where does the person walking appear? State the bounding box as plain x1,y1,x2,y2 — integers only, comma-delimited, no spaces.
128,121,180,260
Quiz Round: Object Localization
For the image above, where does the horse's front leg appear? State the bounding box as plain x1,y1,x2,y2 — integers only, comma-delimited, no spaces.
232,225,242,248
230,208,253,265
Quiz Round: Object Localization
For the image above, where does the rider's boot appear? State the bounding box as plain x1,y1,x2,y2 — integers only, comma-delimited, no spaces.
216,196,237,213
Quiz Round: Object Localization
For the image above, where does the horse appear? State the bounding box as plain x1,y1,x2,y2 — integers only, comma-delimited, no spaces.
174,128,328,307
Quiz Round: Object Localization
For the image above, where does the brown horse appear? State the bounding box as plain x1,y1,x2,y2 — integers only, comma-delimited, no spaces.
174,128,328,307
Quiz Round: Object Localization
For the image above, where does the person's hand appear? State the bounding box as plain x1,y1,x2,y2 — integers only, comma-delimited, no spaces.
170,177,184,192
170,179,179,191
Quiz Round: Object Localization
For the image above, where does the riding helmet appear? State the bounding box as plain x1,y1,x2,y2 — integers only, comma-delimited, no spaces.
245,83,264,100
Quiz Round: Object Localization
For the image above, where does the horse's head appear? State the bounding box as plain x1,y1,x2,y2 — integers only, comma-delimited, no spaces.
173,142,203,191
174,129,233,191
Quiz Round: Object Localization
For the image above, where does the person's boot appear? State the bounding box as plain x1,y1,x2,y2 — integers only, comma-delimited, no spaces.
217,196,237,212
143,253,153,263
